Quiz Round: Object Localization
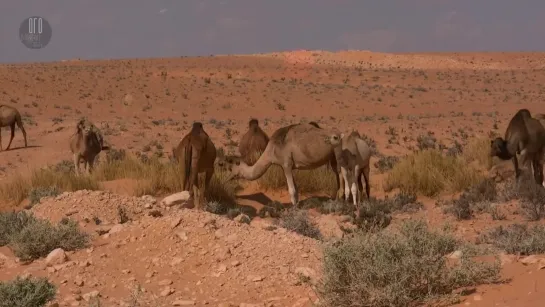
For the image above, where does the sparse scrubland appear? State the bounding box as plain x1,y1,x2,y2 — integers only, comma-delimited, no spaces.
2,52,545,306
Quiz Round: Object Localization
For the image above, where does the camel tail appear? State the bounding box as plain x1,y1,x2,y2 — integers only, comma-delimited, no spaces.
183,140,192,191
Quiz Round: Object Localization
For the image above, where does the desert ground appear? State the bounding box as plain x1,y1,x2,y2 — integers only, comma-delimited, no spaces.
2,51,545,307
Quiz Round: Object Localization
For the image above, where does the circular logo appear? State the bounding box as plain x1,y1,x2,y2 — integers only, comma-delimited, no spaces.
19,16,52,49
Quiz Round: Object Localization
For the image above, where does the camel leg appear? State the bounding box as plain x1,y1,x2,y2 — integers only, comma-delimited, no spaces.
87,156,95,175
16,118,27,147
192,175,200,209
0,128,2,151
341,168,350,202
330,155,342,200
203,168,214,205
532,158,544,186
362,165,370,199
512,155,520,179
283,166,298,207
73,154,80,176
5,123,15,150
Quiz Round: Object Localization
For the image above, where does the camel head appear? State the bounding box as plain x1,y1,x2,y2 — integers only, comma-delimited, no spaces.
216,155,243,181
325,133,343,147
490,137,511,160
77,119,93,138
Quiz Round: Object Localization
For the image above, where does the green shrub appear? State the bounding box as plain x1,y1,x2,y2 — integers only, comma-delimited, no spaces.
320,220,500,307
0,277,56,307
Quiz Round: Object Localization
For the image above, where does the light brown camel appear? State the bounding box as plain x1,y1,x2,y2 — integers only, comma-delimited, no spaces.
239,118,269,166
490,108,545,186
173,122,217,209
219,122,342,206
70,118,110,176
333,131,372,206
0,105,28,151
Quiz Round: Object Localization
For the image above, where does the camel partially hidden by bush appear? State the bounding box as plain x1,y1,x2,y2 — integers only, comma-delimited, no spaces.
173,122,217,209
490,108,545,185
0,105,28,151
239,118,269,166
70,118,110,176
219,122,341,206
334,131,372,206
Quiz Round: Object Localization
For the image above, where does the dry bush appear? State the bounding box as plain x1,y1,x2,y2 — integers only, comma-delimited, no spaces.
462,138,493,169
0,154,240,206
320,219,500,307
0,276,56,307
0,212,89,261
374,155,400,173
499,171,545,220
443,178,498,220
478,224,545,255
278,208,322,240
384,149,483,197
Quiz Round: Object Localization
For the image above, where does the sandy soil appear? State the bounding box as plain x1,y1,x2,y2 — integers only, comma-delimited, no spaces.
2,50,545,306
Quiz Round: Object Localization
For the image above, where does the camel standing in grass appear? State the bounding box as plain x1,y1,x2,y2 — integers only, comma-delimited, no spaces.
490,108,545,185
70,118,110,176
0,105,28,151
173,122,217,209
239,118,269,166
219,122,341,206
334,131,372,206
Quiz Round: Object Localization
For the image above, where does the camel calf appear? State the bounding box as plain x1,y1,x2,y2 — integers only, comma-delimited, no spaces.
333,131,372,207
0,105,28,151
173,122,217,209
490,108,545,185
70,118,110,176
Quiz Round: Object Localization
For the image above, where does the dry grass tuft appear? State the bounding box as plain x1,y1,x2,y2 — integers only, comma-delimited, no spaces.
462,137,493,169
384,149,484,197
0,154,240,206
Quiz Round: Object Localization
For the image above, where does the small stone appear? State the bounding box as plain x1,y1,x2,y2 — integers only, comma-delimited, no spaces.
45,248,68,266
176,231,188,241
74,276,84,287
231,260,241,267
248,275,264,282
473,294,482,301
172,300,196,306
82,290,100,302
109,224,124,234
158,279,173,286
160,286,174,297
521,255,541,265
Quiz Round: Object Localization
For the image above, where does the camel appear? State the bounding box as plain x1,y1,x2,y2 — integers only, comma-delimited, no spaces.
490,108,545,185
70,118,110,176
239,118,269,166
333,131,372,207
173,122,217,209
219,122,342,206
0,105,28,151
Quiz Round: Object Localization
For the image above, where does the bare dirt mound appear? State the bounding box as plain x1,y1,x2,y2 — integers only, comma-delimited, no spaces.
3,191,321,306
